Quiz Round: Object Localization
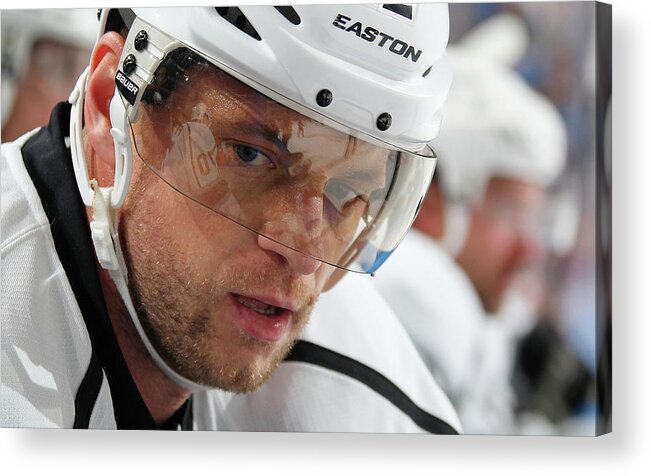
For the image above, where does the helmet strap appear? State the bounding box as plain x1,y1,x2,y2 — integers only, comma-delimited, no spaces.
69,64,212,392
89,184,213,392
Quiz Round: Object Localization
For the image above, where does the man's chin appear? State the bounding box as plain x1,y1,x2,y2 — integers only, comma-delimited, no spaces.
201,356,284,394
170,336,296,393
219,368,275,394
226,337,297,393
209,367,273,394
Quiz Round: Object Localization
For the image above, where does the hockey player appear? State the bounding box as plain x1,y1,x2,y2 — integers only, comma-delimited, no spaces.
1,5,455,430
374,37,567,433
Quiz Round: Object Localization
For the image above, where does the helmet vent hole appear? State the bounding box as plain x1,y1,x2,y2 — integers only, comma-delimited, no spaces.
215,7,262,41
382,4,413,21
422,66,432,77
274,6,301,25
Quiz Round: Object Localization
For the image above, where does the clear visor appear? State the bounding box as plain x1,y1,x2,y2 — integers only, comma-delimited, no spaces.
127,47,436,273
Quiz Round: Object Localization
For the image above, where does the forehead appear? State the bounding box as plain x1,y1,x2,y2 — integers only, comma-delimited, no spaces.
176,63,321,135
169,62,390,162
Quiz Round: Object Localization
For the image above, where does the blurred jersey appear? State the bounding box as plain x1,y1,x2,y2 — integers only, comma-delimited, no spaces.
373,229,517,434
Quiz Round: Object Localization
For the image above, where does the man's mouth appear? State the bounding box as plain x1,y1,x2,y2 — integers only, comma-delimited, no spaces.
228,292,294,342
233,294,283,316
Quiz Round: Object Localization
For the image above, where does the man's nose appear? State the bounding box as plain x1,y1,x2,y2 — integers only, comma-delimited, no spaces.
298,194,325,239
256,185,326,275
257,234,322,275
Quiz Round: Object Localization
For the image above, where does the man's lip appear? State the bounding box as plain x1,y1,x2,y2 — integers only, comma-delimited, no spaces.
230,292,299,313
227,293,293,342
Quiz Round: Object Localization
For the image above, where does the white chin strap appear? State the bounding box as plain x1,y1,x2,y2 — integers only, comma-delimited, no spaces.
69,68,213,392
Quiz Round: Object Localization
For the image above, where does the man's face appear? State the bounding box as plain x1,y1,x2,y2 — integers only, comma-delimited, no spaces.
456,177,546,314
119,61,386,392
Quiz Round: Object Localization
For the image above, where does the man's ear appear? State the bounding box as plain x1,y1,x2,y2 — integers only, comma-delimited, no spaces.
83,32,126,185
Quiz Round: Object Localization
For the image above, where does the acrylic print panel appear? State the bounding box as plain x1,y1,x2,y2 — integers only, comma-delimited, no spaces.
0,3,611,436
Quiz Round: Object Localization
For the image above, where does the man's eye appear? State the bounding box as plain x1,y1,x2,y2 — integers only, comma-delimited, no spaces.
234,144,272,167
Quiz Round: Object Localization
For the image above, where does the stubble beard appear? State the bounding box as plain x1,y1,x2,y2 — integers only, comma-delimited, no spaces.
119,174,315,393
124,231,314,393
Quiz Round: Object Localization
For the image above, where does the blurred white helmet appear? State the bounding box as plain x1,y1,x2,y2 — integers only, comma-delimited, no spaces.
454,12,528,68
1,9,97,125
435,50,567,202
432,17,567,255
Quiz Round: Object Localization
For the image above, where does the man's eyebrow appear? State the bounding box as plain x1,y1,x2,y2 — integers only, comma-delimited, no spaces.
228,119,289,153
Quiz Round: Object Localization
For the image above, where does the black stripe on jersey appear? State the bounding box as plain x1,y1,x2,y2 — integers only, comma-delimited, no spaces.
23,103,158,429
181,396,194,430
23,103,194,430
159,396,194,431
73,350,104,429
285,340,459,434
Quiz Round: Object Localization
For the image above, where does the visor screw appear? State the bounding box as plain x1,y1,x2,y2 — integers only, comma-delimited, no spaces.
123,54,137,75
316,89,333,108
377,112,392,131
134,30,148,51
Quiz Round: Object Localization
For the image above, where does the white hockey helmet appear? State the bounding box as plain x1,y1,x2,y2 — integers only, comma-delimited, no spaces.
432,31,566,255
435,49,567,204
1,9,97,126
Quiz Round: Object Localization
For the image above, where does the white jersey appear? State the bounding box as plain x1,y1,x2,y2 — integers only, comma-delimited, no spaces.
1,106,196,429
1,131,117,429
373,229,516,434
196,272,462,434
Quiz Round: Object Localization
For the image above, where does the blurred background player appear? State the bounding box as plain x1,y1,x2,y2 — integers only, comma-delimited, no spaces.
374,12,594,435
447,7,605,402
1,9,96,142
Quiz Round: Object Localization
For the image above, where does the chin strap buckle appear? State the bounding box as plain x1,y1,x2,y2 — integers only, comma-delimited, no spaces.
89,181,127,273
